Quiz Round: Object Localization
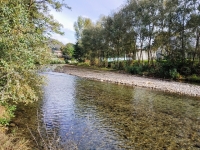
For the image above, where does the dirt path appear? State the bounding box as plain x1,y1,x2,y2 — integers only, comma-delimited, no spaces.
54,65,200,98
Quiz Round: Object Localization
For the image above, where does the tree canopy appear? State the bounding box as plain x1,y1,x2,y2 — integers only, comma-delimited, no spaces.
61,43,75,59
74,0,200,77
0,0,69,104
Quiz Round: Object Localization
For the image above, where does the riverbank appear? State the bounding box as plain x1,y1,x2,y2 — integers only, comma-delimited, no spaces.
0,129,29,150
55,64,200,98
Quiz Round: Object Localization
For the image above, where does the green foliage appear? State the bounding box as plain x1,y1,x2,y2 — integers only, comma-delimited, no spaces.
89,52,96,66
110,62,117,69
187,74,200,82
73,0,200,81
0,1,48,104
0,0,68,105
0,118,9,126
50,58,65,64
169,69,180,79
118,61,126,70
108,61,126,70
0,0,69,148
194,63,200,75
61,43,75,58
77,62,90,67
126,64,143,75
73,42,85,62
97,60,107,68
74,16,93,40
0,102,16,126
155,59,174,78
180,66,191,76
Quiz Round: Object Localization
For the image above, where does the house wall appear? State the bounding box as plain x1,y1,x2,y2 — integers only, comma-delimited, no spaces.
53,50,63,57
135,51,157,60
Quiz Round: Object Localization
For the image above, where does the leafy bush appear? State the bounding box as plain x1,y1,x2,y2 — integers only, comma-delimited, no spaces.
0,1,52,105
187,74,200,82
50,58,65,64
118,61,126,70
126,64,143,74
97,60,108,68
169,68,180,79
194,64,200,75
110,62,117,69
77,62,90,67
154,59,180,78
180,67,191,75
0,102,16,126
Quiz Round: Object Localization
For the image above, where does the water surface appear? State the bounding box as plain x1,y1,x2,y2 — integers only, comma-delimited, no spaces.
40,72,200,149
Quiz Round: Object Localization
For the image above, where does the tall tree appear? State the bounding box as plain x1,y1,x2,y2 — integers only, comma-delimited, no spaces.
74,0,200,74
0,0,69,104
74,16,92,40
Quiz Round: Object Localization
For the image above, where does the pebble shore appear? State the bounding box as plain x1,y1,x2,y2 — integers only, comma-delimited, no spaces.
55,65,200,98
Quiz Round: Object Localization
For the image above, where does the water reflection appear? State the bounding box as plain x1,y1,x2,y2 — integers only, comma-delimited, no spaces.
41,72,200,149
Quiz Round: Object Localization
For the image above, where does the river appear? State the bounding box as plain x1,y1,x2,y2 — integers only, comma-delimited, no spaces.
17,71,200,149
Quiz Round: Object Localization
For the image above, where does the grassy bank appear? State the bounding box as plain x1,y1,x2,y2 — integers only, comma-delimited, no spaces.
0,129,29,150
0,105,30,150
0,97,43,150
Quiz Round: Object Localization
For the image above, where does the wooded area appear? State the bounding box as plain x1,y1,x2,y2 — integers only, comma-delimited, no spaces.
73,0,200,79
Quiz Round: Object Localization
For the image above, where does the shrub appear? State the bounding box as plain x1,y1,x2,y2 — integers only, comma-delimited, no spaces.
126,64,143,74
118,61,125,70
77,62,90,67
110,62,116,69
0,1,52,105
0,102,16,126
0,106,10,126
98,60,108,68
180,67,191,75
187,74,200,82
50,58,65,64
194,64,200,75
169,68,180,79
154,59,179,78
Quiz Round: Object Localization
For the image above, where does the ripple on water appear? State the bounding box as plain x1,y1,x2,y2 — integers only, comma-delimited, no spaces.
37,72,200,149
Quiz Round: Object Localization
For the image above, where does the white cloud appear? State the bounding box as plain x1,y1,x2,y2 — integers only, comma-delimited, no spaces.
50,9,75,32
51,33,75,44
50,0,126,44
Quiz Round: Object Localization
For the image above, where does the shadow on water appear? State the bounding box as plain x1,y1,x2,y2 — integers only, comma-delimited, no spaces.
14,72,200,149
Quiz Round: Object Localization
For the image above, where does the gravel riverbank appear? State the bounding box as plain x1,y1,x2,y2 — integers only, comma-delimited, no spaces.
55,65,200,98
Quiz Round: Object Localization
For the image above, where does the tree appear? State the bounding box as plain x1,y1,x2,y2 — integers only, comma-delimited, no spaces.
74,16,92,40
73,0,200,76
0,0,69,105
73,42,85,62
186,0,200,63
73,16,93,62
61,43,75,59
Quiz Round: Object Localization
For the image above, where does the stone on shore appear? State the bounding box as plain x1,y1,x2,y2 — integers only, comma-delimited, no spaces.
55,65,200,98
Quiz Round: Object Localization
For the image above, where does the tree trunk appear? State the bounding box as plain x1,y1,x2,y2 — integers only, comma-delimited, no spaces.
193,31,199,63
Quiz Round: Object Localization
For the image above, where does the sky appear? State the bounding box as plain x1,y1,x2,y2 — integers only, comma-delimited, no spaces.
50,0,126,45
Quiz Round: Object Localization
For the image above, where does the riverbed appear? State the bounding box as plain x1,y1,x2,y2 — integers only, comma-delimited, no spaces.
17,71,199,149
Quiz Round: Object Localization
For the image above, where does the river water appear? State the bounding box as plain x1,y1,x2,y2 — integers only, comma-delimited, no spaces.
37,72,200,149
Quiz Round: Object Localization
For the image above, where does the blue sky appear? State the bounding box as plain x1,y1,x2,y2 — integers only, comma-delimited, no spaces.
51,0,126,44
